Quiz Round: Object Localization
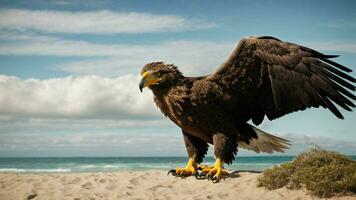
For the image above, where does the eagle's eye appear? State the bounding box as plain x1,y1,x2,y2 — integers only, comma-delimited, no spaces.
155,72,161,77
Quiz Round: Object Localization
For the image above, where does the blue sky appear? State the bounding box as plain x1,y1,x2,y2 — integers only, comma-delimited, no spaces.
0,0,355,157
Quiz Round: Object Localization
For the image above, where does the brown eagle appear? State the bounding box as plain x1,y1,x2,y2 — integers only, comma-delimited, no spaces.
139,36,355,182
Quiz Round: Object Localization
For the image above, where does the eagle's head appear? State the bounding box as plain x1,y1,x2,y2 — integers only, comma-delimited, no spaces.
139,62,182,92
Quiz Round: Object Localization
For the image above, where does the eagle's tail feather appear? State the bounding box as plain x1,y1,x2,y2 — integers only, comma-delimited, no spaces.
238,126,290,153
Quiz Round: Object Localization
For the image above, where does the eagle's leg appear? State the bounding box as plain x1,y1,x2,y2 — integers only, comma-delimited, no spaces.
168,131,208,177
198,133,236,182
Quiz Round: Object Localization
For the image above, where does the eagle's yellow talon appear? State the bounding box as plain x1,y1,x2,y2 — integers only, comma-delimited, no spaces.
199,158,228,182
168,158,197,177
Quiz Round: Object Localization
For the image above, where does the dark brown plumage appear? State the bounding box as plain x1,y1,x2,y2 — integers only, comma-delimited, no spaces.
139,36,355,181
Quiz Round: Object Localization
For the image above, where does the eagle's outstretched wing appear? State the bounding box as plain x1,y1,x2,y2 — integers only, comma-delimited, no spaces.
208,36,355,125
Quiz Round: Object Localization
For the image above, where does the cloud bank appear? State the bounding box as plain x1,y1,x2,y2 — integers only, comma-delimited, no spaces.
1,131,355,157
0,74,158,119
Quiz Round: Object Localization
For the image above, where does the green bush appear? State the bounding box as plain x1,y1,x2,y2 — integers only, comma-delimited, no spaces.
257,148,356,198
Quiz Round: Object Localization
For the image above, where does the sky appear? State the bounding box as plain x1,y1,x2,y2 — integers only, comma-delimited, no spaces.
0,0,355,157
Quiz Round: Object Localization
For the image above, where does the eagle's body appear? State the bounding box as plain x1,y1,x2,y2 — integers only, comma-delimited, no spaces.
139,36,355,182
153,76,224,142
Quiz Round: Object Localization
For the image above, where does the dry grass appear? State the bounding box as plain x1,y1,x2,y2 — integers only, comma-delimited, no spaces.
257,148,356,198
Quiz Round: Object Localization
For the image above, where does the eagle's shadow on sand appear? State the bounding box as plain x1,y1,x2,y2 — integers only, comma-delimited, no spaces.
171,170,261,181
191,170,261,181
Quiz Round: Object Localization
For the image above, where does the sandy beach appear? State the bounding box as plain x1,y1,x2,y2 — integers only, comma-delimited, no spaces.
0,171,354,200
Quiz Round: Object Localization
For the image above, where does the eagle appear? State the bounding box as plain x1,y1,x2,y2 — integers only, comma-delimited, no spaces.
139,36,355,182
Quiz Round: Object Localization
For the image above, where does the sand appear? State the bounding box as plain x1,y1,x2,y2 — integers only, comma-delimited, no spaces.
0,171,354,200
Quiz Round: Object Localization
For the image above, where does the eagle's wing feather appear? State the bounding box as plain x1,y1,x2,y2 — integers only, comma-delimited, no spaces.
208,36,355,125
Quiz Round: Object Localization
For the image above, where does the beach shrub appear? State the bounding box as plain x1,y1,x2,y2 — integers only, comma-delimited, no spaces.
257,148,356,198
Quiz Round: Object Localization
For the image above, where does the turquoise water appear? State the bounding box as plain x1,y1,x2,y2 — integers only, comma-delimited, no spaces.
0,156,355,173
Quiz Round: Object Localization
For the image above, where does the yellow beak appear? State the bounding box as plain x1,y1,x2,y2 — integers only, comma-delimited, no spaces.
139,71,161,92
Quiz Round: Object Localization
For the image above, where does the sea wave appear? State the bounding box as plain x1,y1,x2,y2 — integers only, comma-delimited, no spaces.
79,165,96,169
103,164,118,168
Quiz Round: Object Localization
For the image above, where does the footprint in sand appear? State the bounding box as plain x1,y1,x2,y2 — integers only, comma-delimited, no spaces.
129,177,139,185
217,192,228,198
81,182,93,189
26,193,38,200
206,195,213,199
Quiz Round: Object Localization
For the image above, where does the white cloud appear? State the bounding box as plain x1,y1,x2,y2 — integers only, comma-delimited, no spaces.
57,40,233,76
0,74,160,119
0,9,215,34
0,33,148,56
0,34,233,76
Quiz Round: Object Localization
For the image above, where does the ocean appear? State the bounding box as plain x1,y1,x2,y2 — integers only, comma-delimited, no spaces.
0,156,355,173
